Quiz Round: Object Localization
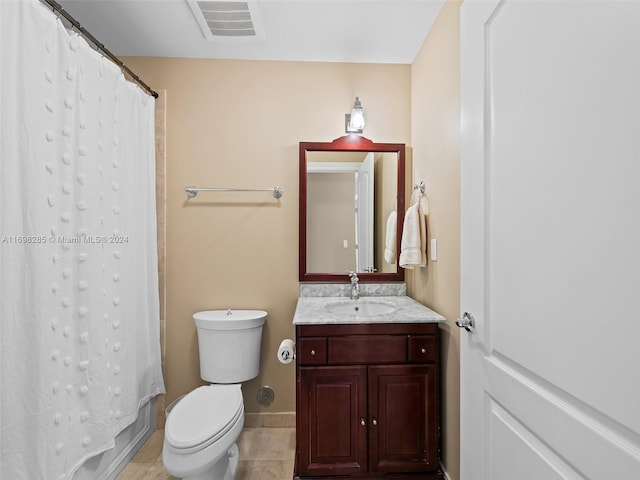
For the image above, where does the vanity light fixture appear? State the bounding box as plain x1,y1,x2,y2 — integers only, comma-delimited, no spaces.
345,96,365,134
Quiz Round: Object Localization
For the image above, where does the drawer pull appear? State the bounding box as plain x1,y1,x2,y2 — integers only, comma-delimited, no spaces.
372,417,378,426
310,349,316,356
360,417,366,426
408,336,435,362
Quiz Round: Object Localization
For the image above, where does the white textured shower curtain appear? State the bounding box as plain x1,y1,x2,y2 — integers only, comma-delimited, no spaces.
0,1,165,479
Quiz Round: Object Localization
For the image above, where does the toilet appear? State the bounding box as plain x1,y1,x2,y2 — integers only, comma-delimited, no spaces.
162,309,267,480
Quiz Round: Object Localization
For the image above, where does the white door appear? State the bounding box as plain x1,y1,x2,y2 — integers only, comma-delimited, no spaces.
460,1,640,479
356,153,374,272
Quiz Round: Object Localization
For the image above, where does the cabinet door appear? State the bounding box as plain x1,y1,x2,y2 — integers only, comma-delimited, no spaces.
298,366,368,476
368,365,439,473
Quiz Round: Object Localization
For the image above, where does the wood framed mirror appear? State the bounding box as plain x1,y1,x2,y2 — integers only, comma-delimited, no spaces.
299,135,405,282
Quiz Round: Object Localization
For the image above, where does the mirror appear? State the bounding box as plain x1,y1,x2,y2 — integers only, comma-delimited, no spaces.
299,135,405,282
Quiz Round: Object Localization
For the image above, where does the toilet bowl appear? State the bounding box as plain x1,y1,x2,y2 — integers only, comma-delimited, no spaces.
163,385,244,480
162,310,266,480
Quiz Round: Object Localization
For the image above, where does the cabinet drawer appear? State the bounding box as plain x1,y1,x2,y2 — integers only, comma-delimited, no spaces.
408,335,436,363
329,335,406,364
298,337,327,365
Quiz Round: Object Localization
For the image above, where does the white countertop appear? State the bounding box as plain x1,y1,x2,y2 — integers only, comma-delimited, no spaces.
293,295,446,325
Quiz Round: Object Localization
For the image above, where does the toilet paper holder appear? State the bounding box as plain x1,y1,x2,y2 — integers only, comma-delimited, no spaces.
277,339,296,363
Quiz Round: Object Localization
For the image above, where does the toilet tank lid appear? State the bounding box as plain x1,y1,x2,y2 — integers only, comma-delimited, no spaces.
193,310,267,330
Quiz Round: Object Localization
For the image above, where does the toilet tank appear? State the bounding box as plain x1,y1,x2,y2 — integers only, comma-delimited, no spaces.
193,310,266,383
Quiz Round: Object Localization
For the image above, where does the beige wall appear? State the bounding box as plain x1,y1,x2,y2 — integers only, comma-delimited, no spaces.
154,91,167,428
375,152,400,273
123,57,411,414
408,1,462,479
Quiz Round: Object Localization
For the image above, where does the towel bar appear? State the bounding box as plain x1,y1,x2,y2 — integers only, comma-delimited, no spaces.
185,186,283,199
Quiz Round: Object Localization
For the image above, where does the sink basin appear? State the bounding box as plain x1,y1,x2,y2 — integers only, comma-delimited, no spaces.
325,299,397,316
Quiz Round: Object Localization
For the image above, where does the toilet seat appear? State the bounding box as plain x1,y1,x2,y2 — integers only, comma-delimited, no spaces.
165,384,243,454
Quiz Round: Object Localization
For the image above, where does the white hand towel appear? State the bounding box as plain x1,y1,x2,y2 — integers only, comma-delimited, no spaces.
384,210,397,264
399,203,427,269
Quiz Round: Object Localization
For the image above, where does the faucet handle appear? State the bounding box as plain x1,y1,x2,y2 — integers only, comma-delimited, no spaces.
346,270,359,282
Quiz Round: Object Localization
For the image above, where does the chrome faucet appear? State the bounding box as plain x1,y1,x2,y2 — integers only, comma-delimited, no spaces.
348,271,360,300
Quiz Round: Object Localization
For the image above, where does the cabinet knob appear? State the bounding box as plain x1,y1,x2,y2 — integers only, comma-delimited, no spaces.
421,347,427,354
310,349,316,356
360,417,366,426
372,418,378,426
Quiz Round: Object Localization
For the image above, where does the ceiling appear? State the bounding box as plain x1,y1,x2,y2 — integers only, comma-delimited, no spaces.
57,0,445,64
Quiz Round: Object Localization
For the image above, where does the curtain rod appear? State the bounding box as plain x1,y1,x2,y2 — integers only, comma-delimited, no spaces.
41,0,159,99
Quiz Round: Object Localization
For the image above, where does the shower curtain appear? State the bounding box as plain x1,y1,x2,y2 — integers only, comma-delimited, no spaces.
0,1,166,479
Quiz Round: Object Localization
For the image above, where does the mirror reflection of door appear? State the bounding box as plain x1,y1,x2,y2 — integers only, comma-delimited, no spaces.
356,153,374,272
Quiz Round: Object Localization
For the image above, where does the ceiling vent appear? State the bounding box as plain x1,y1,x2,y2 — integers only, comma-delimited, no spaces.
187,1,264,41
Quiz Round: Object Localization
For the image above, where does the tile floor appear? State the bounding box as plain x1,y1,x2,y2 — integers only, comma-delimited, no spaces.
116,427,296,480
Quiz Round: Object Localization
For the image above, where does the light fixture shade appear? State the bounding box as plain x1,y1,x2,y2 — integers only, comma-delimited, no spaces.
346,96,365,133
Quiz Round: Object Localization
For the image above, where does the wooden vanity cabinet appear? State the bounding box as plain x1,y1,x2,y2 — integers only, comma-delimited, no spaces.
295,323,443,479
